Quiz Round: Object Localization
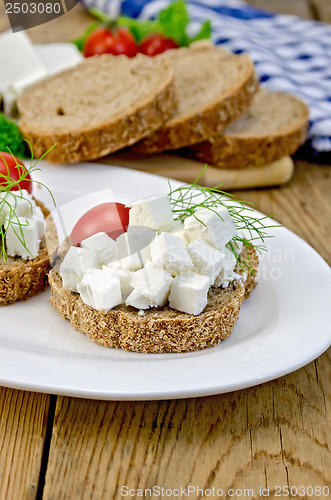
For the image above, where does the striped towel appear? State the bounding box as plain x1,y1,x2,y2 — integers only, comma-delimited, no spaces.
81,0,331,161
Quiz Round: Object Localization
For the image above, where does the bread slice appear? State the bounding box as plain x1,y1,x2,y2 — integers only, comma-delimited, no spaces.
17,54,176,163
48,245,258,354
131,44,259,154
189,89,309,168
0,200,50,305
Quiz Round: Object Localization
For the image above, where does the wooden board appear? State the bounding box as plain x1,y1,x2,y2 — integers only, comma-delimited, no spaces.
99,153,294,189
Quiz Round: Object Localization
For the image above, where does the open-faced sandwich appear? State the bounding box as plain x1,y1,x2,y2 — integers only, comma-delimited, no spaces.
48,177,271,353
0,151,51,305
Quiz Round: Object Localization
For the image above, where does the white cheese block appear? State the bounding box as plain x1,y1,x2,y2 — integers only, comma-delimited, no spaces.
59,246,100,291
184,207,237,249
116,227,156,258
77,269,122,312
128,194,173,230
157,219,183,234
187,238,224,285
125,288,157,310
169,270,210,315
130,261,173,306
149,232,192,275
102,265,133,296
33,205,46,239
120,252,144,271
0,32,47,116
214,246,238,287
81,232,117,265
5,216,40,260
1,190,35,220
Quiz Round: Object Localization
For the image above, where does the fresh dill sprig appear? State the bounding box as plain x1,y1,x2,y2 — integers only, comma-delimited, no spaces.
168,165,279,274
0,143,56,260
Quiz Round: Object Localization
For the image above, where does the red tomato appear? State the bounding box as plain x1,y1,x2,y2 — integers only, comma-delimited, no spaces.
139,33,179,57
71,203,130,245
0,152,32,194
83,27,138,58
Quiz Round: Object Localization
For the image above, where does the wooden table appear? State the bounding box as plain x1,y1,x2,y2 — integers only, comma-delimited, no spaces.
0,2,330,499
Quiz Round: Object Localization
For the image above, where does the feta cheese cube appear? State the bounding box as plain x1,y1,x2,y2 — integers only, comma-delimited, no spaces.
77,269,122,311
1,190,35,220
33,205,45,239
149,232,192,275
130,261,173,306
184,207,237,249
128,194,174,230
81,232,117,264
102,265,133,296
125,288,157,310
59,246,100,291
169,271,210,315
157,219,183,234
116,227,156,258
214,246,238,287
120,252,144,271
187,238,224,285
5,216,39,260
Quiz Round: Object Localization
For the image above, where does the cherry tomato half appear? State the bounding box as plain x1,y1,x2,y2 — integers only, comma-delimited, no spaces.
83,27,139,58
0,152,32,194
71,202,130,245
139,33,179,57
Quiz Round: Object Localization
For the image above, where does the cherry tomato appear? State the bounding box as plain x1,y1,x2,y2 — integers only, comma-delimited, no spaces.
0,152,32,194
83,27,139,58
71,203,130,245
139,33,179,57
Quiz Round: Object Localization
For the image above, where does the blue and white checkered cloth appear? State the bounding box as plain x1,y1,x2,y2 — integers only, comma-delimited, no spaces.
81,0,331,160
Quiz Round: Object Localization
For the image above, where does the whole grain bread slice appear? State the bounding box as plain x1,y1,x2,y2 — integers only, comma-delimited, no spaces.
0,200,50,305
48,245,258,354
189,88,309,168
17,54,176,163
131,43,259,154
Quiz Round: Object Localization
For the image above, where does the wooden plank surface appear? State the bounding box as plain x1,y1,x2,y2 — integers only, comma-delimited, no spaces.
0,388,52,500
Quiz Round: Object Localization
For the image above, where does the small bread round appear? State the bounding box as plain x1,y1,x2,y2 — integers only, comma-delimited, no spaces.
190,89,309,168
18,54,176,163
0,201,50,306
48,246,258,353
132,44,258,154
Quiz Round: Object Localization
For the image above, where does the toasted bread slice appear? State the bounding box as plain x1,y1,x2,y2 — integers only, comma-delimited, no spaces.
0,200,50,305
190,89,309,168
132,44,258,154
48,246,258,353
17,54,176,163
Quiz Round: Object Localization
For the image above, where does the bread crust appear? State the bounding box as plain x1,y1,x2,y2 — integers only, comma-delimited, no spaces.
132,57,258,154
48,246,258,353
18,56,177,163
190,91,309,168
0,200,50,306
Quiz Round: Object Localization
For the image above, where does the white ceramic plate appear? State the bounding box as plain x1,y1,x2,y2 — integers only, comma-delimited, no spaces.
0,162,330,400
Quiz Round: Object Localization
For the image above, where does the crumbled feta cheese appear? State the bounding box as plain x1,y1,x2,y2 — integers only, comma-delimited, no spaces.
130,261,173,306
60,246,100,291
128,194,173,230
184,207,237,249
102,265,133,296
125,288,157,310
214,246,238,287
169,270,210,315
5,216,39,260
120,252,144,271
77,269,122,311
149,232,192,275
187,238,224,285
81,232,117,264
